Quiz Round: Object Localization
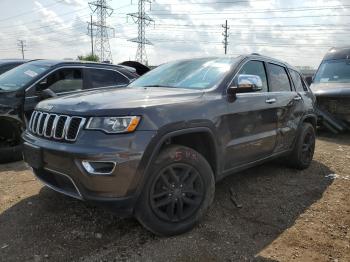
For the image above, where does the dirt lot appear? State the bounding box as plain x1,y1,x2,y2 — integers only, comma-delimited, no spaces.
0,132,349,262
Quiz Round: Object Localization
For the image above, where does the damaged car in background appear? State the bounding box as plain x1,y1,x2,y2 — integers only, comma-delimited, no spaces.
0,59,149,163
311,47,350,133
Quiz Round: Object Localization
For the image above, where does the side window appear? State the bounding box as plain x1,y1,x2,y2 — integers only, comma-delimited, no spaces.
268,63,291,92
40,68,83,93
87,69,129,89
235,60,268,92
290,69,307,92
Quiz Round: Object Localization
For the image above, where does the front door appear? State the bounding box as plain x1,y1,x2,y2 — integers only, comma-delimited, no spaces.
223,60,277,171
23,67,84,122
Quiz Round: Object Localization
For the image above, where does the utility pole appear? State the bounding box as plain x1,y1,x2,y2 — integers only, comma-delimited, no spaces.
127,0,154,65
222,20,229,55
17,40,27,59
88,0,114,62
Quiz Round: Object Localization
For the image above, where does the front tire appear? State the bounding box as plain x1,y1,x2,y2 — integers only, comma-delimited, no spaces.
135,145,215,236
288,122,316,169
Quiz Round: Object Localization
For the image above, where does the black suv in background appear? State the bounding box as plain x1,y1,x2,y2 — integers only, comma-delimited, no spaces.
0,60,140,163
23,55,317,236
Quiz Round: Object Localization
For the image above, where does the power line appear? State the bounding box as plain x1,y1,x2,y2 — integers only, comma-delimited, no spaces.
127,0,154,65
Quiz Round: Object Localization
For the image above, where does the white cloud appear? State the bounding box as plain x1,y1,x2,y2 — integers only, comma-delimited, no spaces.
1,0,349,67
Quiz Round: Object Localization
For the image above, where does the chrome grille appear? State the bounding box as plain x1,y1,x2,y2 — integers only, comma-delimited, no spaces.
28,111,86,142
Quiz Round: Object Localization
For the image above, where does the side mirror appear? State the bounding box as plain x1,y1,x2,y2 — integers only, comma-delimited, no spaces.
228,74,263,95
37,88,57,100
36,79,48,91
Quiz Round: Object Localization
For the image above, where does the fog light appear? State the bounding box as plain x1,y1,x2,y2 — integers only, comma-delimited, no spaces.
82,161,116,175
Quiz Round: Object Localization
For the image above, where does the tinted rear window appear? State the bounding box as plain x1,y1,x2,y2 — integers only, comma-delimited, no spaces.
290,69,307,92
268,64,291,92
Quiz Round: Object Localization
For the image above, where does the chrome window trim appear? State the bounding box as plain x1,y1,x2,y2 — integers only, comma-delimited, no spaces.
25,65,131,93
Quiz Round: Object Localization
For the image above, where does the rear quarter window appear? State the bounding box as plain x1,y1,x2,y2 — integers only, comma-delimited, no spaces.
290,69,307,92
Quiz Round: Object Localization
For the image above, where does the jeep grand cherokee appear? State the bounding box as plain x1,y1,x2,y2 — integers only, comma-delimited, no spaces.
23,55,317,236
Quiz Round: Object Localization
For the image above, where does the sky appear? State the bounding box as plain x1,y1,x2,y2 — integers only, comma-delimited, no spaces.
0,0,349,68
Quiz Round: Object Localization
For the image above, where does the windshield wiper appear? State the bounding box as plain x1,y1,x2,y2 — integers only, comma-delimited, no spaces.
142,84,177,88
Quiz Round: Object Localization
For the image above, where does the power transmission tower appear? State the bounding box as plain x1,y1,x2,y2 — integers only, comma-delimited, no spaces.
127,0,154,65
88,0,114,62
222,20,229,55
17,40,27,59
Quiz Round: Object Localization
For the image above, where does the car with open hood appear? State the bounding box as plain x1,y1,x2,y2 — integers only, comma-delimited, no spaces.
311,47,350,132
0,59,142,163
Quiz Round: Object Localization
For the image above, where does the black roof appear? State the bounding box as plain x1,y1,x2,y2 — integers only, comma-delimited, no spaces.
239,54,298,71
323,47,350,61
28,59,130,69
25,59,138,77
0,59,29,65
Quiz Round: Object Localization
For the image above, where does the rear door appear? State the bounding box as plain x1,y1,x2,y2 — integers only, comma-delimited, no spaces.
84,68,130,90
224,60,277,171
266,63,301,152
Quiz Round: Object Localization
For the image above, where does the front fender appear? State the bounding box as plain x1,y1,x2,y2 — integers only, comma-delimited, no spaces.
129,124,220,203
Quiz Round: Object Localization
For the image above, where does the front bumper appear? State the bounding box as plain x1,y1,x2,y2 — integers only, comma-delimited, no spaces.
316,96,350,122
22,129,156,213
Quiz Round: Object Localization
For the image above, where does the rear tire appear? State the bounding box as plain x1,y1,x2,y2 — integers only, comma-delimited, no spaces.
135,145,215,236
288,122,316,170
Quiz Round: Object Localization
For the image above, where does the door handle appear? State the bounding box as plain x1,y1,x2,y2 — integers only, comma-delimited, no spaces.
265,98,276,104
293,96,302,101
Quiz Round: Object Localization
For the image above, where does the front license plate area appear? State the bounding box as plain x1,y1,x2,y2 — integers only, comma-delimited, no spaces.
23,143,43,169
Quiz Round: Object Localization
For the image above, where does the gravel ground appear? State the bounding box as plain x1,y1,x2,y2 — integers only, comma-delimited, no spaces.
0,132,349,262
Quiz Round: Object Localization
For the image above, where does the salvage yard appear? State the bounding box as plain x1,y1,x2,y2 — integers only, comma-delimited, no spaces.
0,132,349,262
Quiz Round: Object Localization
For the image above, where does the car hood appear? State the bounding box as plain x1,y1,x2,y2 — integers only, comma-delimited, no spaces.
311,82,350,97
36,86,205,115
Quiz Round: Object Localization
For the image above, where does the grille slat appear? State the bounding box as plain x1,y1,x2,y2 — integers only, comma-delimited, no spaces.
29,110,85,142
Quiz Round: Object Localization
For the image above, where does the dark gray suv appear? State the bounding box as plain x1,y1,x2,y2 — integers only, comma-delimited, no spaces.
22,55,317,236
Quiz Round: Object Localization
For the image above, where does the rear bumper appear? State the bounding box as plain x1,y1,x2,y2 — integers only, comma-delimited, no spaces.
22,130,157,214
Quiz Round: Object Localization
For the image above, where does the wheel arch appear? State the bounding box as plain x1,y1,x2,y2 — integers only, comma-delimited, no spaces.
0,115,23,147
301,114,317,130
132,127,220,203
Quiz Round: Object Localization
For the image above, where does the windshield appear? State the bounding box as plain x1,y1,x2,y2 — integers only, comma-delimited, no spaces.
129,57,234,90
0,63,50,91
314,59,350,84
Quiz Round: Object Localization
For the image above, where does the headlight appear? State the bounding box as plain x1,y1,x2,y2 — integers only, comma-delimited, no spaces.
86,116,141,133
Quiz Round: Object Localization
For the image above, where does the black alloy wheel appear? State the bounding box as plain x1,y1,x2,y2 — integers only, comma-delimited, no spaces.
150,163,204,222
